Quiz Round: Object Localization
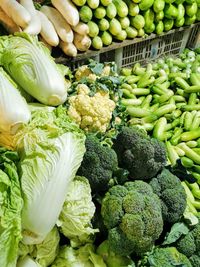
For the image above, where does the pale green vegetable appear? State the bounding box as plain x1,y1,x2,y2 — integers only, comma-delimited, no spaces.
0,67,31,134
18,227,59,267
57,176,98,248
17,256,41,267
51,244,106,267
0,148,23,267
0,33,70,106
31,227,60,267
15,106,86,245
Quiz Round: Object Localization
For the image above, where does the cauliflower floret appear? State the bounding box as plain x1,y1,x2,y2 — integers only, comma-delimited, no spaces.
77,84,90,95
88,74,97,82
68,84,116,133
101,65,111,76
75,65,92,81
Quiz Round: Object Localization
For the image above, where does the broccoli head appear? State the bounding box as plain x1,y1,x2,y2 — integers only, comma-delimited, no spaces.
112,127,166,180
139,247,192,267
101,181,163,256
150,168,187,223
77,135,118,193
176,221,200,267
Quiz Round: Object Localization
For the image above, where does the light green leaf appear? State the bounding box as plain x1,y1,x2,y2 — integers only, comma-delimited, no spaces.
58,176,98,247
0,148,23,267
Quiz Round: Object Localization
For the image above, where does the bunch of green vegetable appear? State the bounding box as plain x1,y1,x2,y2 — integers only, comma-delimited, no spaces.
120,48,200,217
70,0,200,50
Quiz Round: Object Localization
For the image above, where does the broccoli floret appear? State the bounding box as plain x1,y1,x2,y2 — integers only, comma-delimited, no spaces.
176,221,200,267
101,181,163,256
139,247,192,267
113,127,166,180
77,135,118,192
150,168,187,223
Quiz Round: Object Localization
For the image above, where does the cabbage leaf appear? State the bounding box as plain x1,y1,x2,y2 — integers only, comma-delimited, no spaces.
0,67,30,134
0,148,23,267
57,176,98,248
51,244,107,267
14,106,86,244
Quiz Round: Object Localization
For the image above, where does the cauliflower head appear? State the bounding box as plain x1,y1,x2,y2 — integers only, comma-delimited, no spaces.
68,84,116,133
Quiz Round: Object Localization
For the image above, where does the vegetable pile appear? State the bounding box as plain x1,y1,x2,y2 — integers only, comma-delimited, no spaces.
0,33,200,267
0,0,200,55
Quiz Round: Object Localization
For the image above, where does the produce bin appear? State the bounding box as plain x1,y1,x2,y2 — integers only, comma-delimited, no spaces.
187,23,200,49
119,27,191,68
55,24,200,71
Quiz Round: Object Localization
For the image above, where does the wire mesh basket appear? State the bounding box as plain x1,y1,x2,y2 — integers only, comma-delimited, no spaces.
119,28,191,68
187,23,200,49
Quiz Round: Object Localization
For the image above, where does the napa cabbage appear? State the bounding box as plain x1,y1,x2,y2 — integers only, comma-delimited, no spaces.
14,106,85,245
0,67,30,134
0,33,71,106
0,148,23,267
57,176,98,248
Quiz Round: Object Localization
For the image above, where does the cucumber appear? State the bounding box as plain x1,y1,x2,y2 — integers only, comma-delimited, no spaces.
94,6,106,19
126,26,138,38
113,0,129,17
88,21,99,37
109,18,122,35
119,17,130,29
101,0,112,6
155,11,164,22
153,0,165,13
79,6,93,22
139,0,154,10
175,17,185,27
115,29,127,41
98,18,109,31
130,15,145,30
72,0,86,6
156,21,164,35
87,0,99,8
92,36,103,49
101,31,113,45
137,28,145,36
106,3,117,18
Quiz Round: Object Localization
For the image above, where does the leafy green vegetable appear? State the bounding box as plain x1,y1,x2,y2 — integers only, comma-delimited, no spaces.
51,244,107,267
17,256,41,267
18,227,60,267
0,33,70,106
15,106,86,245
0,67,31,134
0,148,23,267
31,227,60,267
57,176,98,247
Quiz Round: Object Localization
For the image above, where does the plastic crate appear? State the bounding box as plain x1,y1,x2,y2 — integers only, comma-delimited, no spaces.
117,27,191,69
187,23,200,49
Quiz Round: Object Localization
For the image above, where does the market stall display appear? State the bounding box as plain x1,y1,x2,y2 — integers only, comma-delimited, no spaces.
0,31,198,266
0,0,200,266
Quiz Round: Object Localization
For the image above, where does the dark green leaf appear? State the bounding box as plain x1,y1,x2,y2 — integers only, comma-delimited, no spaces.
163,222,189,245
